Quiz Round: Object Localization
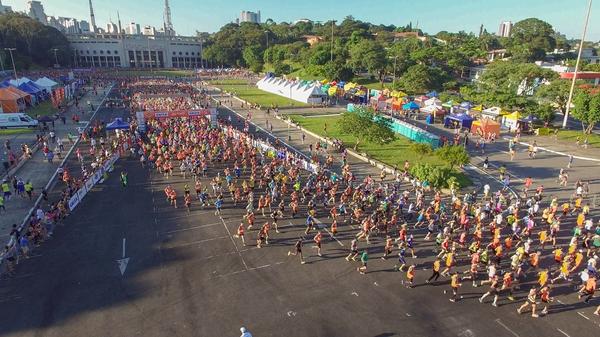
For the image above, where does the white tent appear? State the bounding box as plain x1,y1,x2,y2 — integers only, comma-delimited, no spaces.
481,106,503,120
9,77,33,87
34,77,59,92
424,97,442,107
256,76,326,104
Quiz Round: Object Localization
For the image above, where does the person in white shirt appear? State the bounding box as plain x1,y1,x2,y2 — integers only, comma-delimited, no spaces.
240,327,252,337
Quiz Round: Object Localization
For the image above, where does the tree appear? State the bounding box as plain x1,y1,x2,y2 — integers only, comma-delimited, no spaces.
242,45,264,73
435,146,470,170
508,18,556,62
572,91,600,134
348,39,388,84
338,109,395,150
397,64,446,94
272,62,292,76
535,79,572,115
531,103,555,125
409,142,433,159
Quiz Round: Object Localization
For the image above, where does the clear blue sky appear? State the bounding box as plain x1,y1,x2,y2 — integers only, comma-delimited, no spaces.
4,0,599,40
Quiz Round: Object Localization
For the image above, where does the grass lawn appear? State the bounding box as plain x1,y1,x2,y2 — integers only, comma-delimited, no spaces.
212,82,309,107
26,100,58,118
556,130,600,149
290,115,471,187
0,128,34,136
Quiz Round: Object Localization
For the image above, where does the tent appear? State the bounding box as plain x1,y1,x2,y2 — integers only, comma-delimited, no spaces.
34,77,59,92
256,76,327,104
424,97,442,107
426,90,438,97
9,77,33,87
444,113,474,129
402,101,419,110
442,100,460,108
481,106,503,120
501,111,522,129
460,101,473,110
18,82,43,104
106,118,130,131
371,95,387,111
390,90,407,98
0,88,26,112
471,119,500,137
6,87,31,108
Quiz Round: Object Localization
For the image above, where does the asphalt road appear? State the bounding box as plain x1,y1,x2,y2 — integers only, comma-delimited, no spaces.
0,87,598,337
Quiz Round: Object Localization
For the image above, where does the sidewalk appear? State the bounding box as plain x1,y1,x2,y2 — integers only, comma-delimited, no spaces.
0,86,111,239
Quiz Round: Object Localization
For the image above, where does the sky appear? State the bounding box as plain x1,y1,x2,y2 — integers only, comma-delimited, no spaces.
4,0,599,40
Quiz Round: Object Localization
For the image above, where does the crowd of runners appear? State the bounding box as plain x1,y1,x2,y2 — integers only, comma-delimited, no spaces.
119,79,600,319
2,76,599,322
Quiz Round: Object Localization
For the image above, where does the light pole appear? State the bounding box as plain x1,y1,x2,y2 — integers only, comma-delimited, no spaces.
4,48,17,80
330,20,336,63
52,48,60,67
563,0,593,129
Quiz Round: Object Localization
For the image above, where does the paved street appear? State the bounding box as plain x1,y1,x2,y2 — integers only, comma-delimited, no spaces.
0,86,597,337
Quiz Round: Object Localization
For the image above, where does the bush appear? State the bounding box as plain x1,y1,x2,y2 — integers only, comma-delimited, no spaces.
409,163,454,189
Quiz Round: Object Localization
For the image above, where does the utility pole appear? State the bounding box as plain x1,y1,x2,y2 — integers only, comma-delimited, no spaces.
563,0,593,129
4,48,17,80
52,48,60,67
330,20,336,63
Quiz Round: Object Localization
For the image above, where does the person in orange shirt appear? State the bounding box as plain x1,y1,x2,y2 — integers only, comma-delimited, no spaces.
579,276,596,303
529,251,540,270
427,259,442,284
235,223,246,246
539,286,552,316
449,272,462,302
406,265,416,288
313,231,323,257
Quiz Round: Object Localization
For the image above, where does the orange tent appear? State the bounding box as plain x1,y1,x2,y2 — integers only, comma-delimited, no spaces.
6,87,31,105
0,88,22,113
471,119,500,137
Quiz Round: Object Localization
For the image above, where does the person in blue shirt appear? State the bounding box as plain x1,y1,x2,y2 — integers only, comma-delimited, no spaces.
214,194,223,216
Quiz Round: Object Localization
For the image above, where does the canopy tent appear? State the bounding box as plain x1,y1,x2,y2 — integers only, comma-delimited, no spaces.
442,100,460,108
424,97,442,106
370,95,387,111
471,104,483,112
520,115,537,123
9,77,33,87
6,87,31,106
420,104,444,114
34,77,59,92
390,90,407,98
471,119,500,137
0,88,28,112
459,101,473,110
481,106,503,120
402,101,420,110
444,113,474,129
257,76,327,104
414,95,429,104
17,82,43,104
426,90,438,97
106,118,131,130
501,111,522,130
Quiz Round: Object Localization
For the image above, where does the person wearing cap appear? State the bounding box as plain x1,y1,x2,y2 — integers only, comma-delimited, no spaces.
240,327,252,337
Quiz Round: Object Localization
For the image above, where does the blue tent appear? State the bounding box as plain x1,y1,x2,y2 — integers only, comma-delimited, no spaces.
444,113,474,129
426,90,438,98
460,101,473,110
402,101,419,110
106,118,130,130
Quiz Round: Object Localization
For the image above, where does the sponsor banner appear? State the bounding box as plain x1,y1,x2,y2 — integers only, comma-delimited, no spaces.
77,186,87,200
68,193,80,211
85,178,94,192
93,170,103,184
142,109,212,120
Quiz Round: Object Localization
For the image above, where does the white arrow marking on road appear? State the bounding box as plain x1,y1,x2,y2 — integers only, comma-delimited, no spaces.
373,282,379,287
287,311,297,317
116,238,129,276
351,291,359,297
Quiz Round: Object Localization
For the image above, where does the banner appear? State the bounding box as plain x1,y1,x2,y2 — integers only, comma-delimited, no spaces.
68,193,80,211
85,178,94,192
93,170,102,184
77,186,87,201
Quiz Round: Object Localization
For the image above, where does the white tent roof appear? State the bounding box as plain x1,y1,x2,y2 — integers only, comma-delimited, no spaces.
482,106,502,116
35,77,59,89
257,76,326,104
420,105,444,113
424,97,442,106
9,77,33,87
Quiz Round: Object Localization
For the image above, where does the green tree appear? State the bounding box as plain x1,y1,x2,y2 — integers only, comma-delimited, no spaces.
397,64,446,94
508,18,556,62
409,142,433,159
535,79,572,115
435,145,470,170
572,91,600,134
338,109,395,150
349,39,388,84
532,103,556,124
242,45,264,73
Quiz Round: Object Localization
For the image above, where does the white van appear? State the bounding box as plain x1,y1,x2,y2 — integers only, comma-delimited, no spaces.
0,113,39,129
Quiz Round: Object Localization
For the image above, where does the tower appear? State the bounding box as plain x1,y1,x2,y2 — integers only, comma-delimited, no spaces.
117,11,122,34
89,0,97,32
163,0,174,36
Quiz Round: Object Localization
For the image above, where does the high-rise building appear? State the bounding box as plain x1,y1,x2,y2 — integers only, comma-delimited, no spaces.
240,10,261,24
88,0,97,32
497,21,513,38
143,25,157,36
0,0,13,14
27,1,47,24
59,17,80,34
79,20,91,34
106,20,118,34
126,22,141,35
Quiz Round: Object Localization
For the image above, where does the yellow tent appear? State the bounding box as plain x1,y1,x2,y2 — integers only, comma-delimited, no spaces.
327,86,338,96
504,111,522,120
472,104,483,112
390,90,407,98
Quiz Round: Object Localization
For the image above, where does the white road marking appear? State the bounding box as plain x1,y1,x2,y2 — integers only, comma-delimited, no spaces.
494,319,520,337
577,312,590,320
219,216,249,271
287,310,297,317
162,221,225,234
405,313,412,317
374,282,379,287
116,237,129,276
556,328,571,337
122,238,126,258
314,218,344,247
165,235,229,248
557,299,565,304
351,291,359,296
457,329,475,337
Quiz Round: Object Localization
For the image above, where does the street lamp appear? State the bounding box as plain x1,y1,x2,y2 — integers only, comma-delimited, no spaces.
52,48,60,68
330,20,337,63
563,0,593,129
4,48,17,80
